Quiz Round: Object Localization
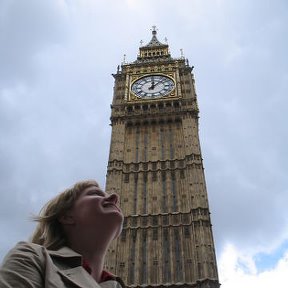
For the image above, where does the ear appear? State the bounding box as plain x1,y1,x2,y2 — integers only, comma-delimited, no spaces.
58,211,75,225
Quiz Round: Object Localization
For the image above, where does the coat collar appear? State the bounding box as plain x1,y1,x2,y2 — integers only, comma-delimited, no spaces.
46,246,124,288
48,246,82,259
47,246,99,288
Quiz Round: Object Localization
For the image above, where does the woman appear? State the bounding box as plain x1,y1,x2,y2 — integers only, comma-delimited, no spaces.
0,180,124,288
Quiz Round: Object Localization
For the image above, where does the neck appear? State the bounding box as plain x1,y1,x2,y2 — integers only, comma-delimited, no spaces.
68,238,111,282
83,249,106,282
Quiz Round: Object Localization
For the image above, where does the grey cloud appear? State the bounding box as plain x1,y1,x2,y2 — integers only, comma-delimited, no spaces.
0,0,68,87
1,0,288,266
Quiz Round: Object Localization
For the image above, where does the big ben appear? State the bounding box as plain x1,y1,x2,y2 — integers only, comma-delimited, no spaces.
105,27,220,288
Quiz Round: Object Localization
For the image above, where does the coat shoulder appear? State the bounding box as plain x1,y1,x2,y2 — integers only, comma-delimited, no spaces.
2,241,45,266
0,241,45,288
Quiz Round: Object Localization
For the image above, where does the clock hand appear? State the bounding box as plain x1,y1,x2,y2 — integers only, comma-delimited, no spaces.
152,80,164,88
148,81,155,90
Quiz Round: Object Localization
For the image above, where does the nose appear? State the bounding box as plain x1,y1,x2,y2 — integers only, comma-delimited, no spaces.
106,193,119,204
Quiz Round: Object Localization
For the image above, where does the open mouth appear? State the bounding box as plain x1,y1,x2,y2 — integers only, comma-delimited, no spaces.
103,203,121,212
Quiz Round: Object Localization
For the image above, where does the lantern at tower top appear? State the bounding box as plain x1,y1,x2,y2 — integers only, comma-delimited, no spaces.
137,26,171,62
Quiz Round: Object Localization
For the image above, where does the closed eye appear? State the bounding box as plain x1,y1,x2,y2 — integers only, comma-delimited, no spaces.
87,190,106,197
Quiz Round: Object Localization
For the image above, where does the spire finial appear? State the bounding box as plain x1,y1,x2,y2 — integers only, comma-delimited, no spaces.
140,40,143,47
151,25,157,35
180,48,184,59
122,54,126,64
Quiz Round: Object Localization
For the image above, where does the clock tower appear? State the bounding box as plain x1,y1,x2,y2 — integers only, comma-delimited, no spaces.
105,27,220,288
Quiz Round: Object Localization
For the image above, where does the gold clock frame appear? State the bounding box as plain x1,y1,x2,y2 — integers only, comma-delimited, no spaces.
128,72,178,102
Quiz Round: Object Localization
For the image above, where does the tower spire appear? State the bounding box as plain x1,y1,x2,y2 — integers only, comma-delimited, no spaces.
137,27,170,62
144,26,165,47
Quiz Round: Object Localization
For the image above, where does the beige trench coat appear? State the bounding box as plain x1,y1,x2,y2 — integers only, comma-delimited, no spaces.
0,242,123,288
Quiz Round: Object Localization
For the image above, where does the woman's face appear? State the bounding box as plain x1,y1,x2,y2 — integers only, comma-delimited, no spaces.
68,184,124,239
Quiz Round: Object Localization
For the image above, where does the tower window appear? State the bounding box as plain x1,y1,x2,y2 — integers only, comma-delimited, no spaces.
153,228,158,240
163,228,169,240
171,171,175,180
124,174,129,183
182,214,189,223
163,215,169,225
142,217,148,226
152,216,158,226
184,226,190,237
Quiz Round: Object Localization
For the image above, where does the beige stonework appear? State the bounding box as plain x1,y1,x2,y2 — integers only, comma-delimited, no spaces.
105,29,220,288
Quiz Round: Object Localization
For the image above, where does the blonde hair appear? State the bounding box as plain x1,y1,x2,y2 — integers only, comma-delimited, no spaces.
31,180,99,250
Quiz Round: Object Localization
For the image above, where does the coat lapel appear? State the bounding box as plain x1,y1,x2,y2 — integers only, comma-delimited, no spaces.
48,247,100,288
47,247,123,288
58,266,101,288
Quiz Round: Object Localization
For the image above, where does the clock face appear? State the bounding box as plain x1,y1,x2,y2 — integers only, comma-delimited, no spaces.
131,74,175,99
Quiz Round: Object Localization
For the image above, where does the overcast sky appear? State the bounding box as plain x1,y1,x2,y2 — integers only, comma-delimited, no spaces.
1,0,288,287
